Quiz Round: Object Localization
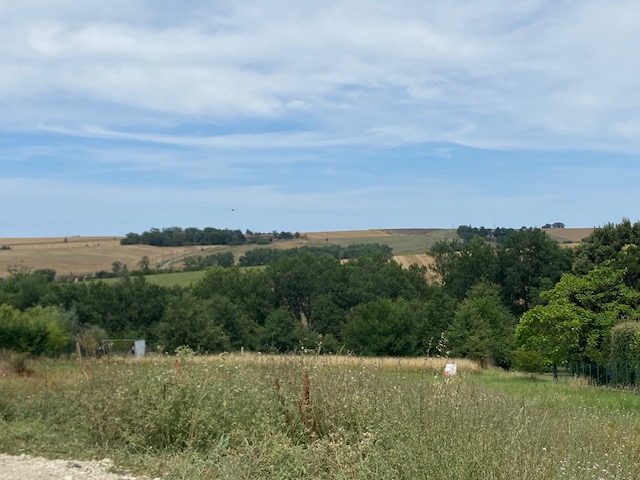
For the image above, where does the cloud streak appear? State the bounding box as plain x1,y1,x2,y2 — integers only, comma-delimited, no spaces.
2,1,640,235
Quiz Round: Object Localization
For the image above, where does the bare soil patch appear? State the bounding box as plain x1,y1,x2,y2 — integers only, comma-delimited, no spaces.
0,454,155,480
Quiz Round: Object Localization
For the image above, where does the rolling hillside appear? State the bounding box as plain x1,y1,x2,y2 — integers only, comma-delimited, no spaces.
0,228,592,279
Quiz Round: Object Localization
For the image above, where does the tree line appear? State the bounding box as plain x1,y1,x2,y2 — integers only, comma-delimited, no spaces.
120,227,301,247
2,220,640,378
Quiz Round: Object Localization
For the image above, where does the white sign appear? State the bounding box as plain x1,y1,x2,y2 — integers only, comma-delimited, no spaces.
134,340,146,358
444,363,457,376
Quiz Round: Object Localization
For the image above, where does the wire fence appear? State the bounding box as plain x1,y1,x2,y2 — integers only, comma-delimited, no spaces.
568,362,640,386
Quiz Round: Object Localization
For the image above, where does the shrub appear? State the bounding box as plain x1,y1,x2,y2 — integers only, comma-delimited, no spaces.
608,321,640,384
0,305,72,355
512,347,549,373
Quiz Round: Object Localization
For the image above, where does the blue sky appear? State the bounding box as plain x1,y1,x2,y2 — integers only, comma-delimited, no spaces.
2,0,640,237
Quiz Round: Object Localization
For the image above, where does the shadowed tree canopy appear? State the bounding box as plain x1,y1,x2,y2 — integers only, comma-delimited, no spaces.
496,228,572,315
440,237,498,300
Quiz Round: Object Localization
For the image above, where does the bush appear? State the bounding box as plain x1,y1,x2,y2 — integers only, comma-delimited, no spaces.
0,305,72,356
608,322,640,384
512,348,549,373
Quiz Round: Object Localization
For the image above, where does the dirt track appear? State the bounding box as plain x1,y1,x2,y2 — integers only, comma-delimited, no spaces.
0,454,157,480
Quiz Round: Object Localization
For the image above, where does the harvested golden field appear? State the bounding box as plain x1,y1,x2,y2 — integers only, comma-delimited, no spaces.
393,254,438,282
0,236,122,249
393,254,435,270
541,228,593,244
0,227,587,279
0,238,216,278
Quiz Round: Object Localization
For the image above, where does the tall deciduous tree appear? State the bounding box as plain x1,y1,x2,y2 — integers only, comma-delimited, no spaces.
496,228,572,315
269,253,339,331
515,267,640,367
341,298,422,356
446,282,515,367
155,292,230,353
573,218,640,276
441,237,498,300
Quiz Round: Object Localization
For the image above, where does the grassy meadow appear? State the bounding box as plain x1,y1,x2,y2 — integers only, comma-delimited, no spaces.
1,353,639,480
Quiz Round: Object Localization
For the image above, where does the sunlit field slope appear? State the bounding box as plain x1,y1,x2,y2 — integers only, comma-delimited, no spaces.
0,229,457,278
0,228,592,279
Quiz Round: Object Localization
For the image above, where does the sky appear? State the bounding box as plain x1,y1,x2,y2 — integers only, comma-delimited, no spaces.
2,0,640,237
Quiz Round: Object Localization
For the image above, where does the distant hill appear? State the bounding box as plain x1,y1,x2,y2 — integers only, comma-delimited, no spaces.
0,228,593,278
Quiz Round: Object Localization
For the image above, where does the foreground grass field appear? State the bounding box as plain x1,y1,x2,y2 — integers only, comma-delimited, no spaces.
1,353,636,480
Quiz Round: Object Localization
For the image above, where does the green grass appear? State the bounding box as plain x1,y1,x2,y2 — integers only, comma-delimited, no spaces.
2,356,640,479
142,270,207,287
471,368,640,412
311,230,459,254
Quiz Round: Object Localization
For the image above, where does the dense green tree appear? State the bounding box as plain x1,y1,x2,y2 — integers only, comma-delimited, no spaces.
259,308,310,352
207,294,258,350
341,298,422,356
340,253,428,306
496,228,572,315
608,322,640,384
428,239,461,281
155,292,230,353
0,304,73,355
612,244,640,290
515,267,640,367
446,282,515,367
416,287,459,354
44,277,169,339
573,219,640,276
441,237,498,300
192,267,275,325
269,253,340,330
0,267,56,310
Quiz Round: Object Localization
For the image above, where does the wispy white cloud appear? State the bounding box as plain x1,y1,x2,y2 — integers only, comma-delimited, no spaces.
2,1,640,234
0,0,638,151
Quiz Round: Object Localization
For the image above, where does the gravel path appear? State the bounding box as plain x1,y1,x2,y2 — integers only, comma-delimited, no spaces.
0,455,158,480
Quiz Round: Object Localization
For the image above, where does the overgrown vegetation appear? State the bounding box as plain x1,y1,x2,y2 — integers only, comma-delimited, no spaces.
1,356,640,479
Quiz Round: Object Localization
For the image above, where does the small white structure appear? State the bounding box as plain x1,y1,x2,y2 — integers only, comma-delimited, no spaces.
134,340,146,358
444,363,457,377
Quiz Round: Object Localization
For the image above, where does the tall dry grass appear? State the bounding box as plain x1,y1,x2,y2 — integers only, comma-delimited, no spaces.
1,355,639,479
